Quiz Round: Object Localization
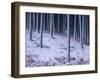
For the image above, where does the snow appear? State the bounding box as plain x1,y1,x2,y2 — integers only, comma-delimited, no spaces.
25,32,89,67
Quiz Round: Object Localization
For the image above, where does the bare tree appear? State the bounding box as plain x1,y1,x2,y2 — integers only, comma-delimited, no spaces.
40,13,44,48
46,14,50,33
50,14,54,38
87,16,89,45
43,14,46,32
62,14,66,35
82,15,84,48
26,13,30,32
67,14,70,62
79,15,83,48
29,13,33,41
36,13,39,33
74,15,76,40
57,14,60,33
33,13,36,32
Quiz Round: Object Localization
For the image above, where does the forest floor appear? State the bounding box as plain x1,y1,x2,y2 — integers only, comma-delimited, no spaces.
25,32,90,67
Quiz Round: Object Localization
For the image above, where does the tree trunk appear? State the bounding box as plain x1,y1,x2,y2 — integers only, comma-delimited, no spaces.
47,14,50,33
84,16,87,44
50,14,54,38
67,15,70,62
82,15,84,48
57,14,60,34
33,13,36,32
63,14,66,35
40,13,43,48
53,15,55,35
87,16,89,45
29,13,33,41
86,17,88,44
74,15,76,40
79,15,83,48
26,13,29,32
43,14,45,32
36,13,39,33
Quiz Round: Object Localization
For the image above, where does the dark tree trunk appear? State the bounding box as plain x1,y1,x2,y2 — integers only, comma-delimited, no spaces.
57,14,60,34
33,13,36,32
79,15,83,48
82,15,84,48
29,13,33,41
36,13,39,33
50,14,54,38
67,15,70,62
74,15,76,40
40,13,44,48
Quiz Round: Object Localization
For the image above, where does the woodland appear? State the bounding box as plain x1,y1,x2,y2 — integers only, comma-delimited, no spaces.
25,12,90,67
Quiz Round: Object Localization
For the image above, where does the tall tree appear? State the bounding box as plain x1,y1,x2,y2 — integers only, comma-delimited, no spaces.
79,15,83,48
50,14,54,38
62,14,66,35
46,14,50,33
57,14,60,34
33,13,36,32
53,14,55,35
86,16,88,45
87,16,89,45
67,14,70,62
84,16,87,44
43,14,46,32
82,15,84,48
29,13,33,41
74,15,76,40
26,13,29,32
36,13,39,33
40,13,44,48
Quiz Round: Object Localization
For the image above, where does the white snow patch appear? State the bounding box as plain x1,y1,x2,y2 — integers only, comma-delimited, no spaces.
25,32,89,67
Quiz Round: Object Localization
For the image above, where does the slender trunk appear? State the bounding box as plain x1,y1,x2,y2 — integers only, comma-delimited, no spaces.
86,17,88,44
40,13,43,48
50,14,52,36
74,15,76,40
57,14,60,34
36,13,39,33
82,15,84,48
79,15,83,48
33,13,35,32
43,14,45,32
29,13,33,41
47,14,50,33
87,16,89,45
50,14,54,38
26,13,29,32
83,16,85,44
52,15,55,34
67,15,70,62
84,16,86,44
63,14,65,34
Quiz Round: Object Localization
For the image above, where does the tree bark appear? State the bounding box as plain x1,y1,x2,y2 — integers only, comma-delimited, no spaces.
50,14,54,38
79,15,83,48
33,13,36,32
82,15,84,48
29,13,33,41
74,15,76,40
36,13,39,33
40,13,43,48
47,14,50,33
67,15,70,62
57,14,60,34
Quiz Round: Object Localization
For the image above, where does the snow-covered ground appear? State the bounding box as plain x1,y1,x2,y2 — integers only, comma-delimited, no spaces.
25,32,89,67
